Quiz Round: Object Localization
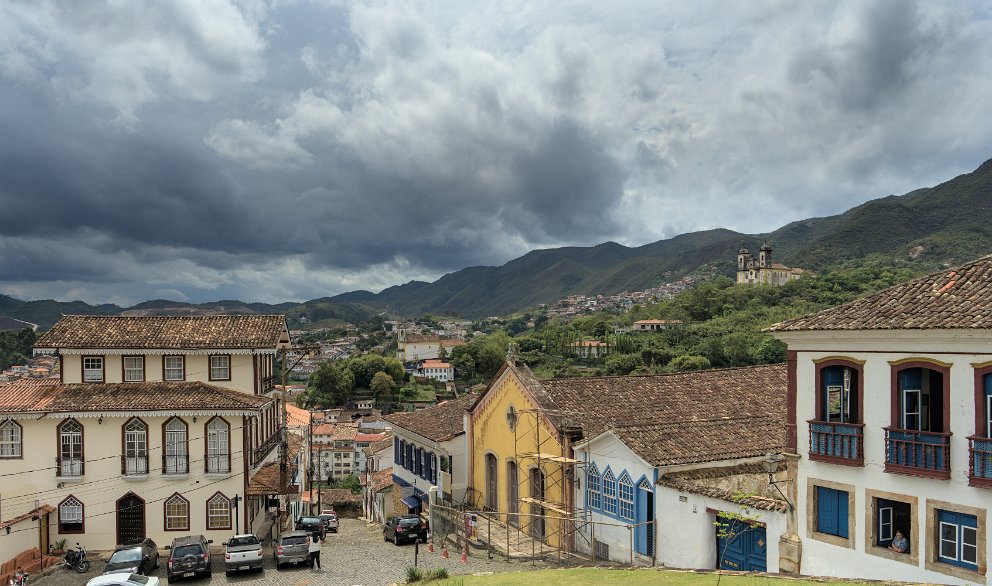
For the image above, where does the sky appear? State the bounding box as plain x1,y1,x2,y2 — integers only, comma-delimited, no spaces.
1,0,991,306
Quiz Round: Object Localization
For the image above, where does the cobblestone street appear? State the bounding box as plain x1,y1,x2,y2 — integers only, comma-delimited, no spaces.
35,519,543,586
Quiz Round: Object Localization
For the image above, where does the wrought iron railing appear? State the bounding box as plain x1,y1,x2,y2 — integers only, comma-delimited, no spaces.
121,453,148,476
968,436,992,488
261,375,278,394
808,420,865,465
884,427,950,478
253,432,280,464
56,456,83,477
206,453,231,474
163,453,189,475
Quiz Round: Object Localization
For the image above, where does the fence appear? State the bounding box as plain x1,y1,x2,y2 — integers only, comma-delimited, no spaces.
428,502,655,568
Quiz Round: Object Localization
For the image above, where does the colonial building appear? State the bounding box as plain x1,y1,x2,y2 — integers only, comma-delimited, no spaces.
0,315,292,565
418,359,454,382
395,331,464,363
769,255,992,584
737,242,804,286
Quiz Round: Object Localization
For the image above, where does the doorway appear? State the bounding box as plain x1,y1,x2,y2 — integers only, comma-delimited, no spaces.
116,493,146,545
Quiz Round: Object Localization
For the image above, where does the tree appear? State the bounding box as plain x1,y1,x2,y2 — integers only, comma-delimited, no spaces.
437,345,448,361
303,362,354,408
756,337,788,364
669,354,711,371
370,371,395,397
604,353,642,375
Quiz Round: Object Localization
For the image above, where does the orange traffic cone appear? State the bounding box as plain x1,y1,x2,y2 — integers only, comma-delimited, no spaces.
460,545,468,563
427,538,434,553
441,547,449,559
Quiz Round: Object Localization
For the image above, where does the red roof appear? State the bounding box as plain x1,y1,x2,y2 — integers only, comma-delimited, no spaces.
355,433,387,442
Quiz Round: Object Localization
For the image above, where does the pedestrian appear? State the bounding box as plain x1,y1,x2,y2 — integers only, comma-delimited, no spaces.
308,531,322,570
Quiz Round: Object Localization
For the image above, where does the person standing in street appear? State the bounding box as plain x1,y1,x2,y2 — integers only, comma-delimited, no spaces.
308,531,322,570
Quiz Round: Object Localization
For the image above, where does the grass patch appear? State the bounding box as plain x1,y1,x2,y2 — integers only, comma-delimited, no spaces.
432,568,866,586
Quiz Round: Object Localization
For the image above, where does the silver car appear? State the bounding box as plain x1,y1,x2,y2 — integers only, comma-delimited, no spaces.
273,531,310,569
224,535,263,575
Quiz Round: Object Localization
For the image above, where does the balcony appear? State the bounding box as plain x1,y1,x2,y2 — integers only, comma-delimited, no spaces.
968,436,992,488
808,420,864,466
163,454,189,475
253,432,280,464
884,427,951,479
206,453,231,474
261,375,278,394
121,454,149,477
56,457,84,478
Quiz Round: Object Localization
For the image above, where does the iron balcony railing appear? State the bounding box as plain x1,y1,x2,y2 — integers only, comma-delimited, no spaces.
121,453,149,476
261,375,278,394
206,453,231,474
884,427,951,479
253,432,280,464
56,456,83,477
808,420,865,466
968,436,992,488
163,453,189,475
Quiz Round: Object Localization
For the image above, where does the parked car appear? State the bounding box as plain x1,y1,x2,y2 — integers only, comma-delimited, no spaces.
318,510,339,534
383,515,428,545
223,535,263,576
86,574,158,586
105,539,159,575
295,516,325,540
165,536,212,583
274,531,310,569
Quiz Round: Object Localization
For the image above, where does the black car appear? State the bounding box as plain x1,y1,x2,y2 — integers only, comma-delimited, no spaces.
165,535,213,583
383,515,428,545
295,516,325,540
105,539,159,575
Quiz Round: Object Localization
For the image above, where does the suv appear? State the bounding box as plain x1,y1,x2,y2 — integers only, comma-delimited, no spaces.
165,536,212,582
105,539,160,575
273,531,310,569
383,515,428,545
295,516,325,540
318,510,339,534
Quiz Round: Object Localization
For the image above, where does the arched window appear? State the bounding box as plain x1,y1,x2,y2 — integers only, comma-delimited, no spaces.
58,496,84,534
164,418,188,474
586,464,601,510
507,460,519,525
603,470,618,515
206,418,230,473
484,453,498,511
0,420,22,458
163,493,189,531
206,493,231,530
58,419,83,476
618,473,634,520
123,418,148,475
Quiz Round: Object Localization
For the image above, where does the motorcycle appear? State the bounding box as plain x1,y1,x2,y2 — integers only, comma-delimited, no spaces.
63,543,90,573
9,569,27,586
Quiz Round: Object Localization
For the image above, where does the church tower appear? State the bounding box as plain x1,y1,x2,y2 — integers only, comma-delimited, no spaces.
759,241,772,268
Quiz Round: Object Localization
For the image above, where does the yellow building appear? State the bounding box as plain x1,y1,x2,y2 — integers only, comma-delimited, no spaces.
467,361,580,548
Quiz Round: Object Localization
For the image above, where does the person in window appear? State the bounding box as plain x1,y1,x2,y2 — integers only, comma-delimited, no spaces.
888,529,909,553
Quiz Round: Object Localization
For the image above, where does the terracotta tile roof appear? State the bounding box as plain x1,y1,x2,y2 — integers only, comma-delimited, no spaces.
385,392,476,441
287,433,305,461
421,360,452,368
0,504,55,530
320,488,361,505
658,463,789,512
612,417,785,467
312,423,336,436
364,436,393,455
35,315,289,349
403,334,440,343
372,467,394,492
355,433,387,443
246,462,296,496
768,255,992,331
333,424,358,441
286,404,311,427
0,379,271,414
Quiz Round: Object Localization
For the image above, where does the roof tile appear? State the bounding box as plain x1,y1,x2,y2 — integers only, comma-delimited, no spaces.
35,315,288,349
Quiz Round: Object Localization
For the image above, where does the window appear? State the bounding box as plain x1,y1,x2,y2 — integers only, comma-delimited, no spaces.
394,437,400,463
164,418,188,474
209,355,231,381
586,464,601,510
206,418,230,473
618,473,634,520
937,510,978,570
123,356,144,382
507,461,519,525
164,493,189,531
0,420,22,458
484,454,498,511
163,356,184,381
815,486,849,538
58,496,84,534
58,419,84,476
82,356,104,382
207,493,231,530
895,366,945,433
875,498,911,551
603,470,618,515
123,418,148,475
820,364,859,423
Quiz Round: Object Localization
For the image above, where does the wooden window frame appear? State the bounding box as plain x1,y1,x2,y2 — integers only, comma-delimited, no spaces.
204,416,231,474
889,360,951,433
122,417,149,476
82,355,105,383
163,355,185,381
206,492,232,530
925,499,987,581
163,417,189,475
806,477,855,549
57,418,84,476
209,354,231,381
865,488,918,567
163,493,190,532
0,419,23,459
814,358,864,423
58,495,85,534
122,355,145,382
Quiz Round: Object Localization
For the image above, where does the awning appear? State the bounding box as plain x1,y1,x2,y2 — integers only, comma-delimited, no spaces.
401,496,421,508
419,493,430,503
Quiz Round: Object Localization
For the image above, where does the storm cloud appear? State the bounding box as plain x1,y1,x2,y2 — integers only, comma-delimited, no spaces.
1,0,991,305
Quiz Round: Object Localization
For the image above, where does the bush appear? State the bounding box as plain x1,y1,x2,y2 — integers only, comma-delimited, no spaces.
425,567,450,580
669,354,712,371
604,352,642,375
406,566,424,582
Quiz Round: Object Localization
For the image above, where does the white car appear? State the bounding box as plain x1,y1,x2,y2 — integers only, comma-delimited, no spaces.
86,574,159,586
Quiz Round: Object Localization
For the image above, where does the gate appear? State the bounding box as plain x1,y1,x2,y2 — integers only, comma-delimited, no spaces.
717,520,766,572
117,493,146,545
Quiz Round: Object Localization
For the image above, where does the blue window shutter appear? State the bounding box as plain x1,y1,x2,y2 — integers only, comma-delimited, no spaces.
837,490,849,538
817,487,837,536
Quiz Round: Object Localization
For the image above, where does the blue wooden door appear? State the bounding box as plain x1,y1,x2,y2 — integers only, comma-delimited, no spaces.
634,481,654,556
718,521,766,572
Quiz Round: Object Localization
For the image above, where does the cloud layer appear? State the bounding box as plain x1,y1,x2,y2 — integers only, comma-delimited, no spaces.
1,0,991,305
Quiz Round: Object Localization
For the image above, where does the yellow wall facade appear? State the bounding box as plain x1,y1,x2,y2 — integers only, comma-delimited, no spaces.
61,353,257,393
469,366,566,547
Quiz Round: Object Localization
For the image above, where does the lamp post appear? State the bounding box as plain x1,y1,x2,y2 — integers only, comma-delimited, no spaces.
231,495,241,534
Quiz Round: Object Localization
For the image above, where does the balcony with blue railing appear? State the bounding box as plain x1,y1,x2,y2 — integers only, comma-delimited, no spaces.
884,427,950,479
808,420,864,466
968,436,992,488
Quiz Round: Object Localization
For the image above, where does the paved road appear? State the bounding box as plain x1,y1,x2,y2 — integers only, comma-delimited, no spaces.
37,518,540,586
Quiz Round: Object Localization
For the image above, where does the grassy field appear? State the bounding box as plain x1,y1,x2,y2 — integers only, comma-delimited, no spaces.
429,568,862,586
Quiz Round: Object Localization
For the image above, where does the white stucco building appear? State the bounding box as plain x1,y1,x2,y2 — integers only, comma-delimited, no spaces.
770,255,992,584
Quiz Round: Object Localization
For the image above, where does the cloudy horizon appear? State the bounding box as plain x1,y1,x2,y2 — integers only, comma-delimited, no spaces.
2,0,991,306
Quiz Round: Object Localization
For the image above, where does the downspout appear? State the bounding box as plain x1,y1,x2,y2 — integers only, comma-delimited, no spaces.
243,415,250,535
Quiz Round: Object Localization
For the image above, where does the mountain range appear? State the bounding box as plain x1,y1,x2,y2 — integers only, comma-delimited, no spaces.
3,157,991,330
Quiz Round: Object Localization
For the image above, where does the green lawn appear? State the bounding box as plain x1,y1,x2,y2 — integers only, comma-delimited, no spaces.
430,568,862,586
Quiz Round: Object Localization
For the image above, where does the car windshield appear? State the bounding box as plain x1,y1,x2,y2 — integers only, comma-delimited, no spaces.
126,576,150,585
281,536,307,546
228,536,258,547
109,548,142,563
172,545,202,558
398,518,421,526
